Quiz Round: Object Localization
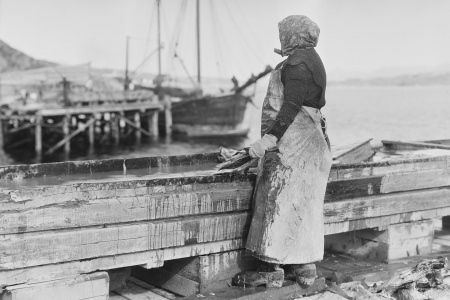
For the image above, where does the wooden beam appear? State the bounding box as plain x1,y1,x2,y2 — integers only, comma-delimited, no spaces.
0,119,3,150
119,115,152,137
45,118,96,155
88,115,95,154
148,111,159,138
2,272,109,300
0,185,253,234
332,139,373,164
134,112,141,143
63,114,71,157
35,114,42,160
0,239,245,288
164,96,172,136
36,103,163,117
382,140,450,150
0,212,251,269
111,114,120,145
7,122,34,134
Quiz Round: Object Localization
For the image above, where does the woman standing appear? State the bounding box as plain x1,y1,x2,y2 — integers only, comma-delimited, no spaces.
236,15,332,288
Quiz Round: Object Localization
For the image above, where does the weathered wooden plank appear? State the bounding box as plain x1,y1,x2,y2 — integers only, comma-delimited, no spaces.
0,175,254,210
0,152,221,179
330,155,450,180
325,176,382,201
324,206,450,235
0,238,245,287
383,140,450,150
0,212,250,270
324,188,450,223
380,168,450,193
332,139,373,164
0,187,253,234
2,272,109,300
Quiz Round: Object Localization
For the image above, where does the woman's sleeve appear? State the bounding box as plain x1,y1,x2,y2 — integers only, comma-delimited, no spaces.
266,63,314,140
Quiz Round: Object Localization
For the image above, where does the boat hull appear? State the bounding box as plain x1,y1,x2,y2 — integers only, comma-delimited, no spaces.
166,93,250,137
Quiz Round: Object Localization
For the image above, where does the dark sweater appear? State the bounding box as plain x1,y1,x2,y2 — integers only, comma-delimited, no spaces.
267,49,326,141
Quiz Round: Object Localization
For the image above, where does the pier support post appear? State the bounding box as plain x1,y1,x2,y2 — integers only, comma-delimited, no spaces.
0,118,4,150
134,112,141,143
63,114,71,158
111,114,120,145
164,96,172,136
148,111,159,138
88,115,95,155
35,115,42,160
325,219,434,262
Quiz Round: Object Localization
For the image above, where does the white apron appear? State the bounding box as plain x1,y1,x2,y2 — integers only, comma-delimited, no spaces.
245,66,332,264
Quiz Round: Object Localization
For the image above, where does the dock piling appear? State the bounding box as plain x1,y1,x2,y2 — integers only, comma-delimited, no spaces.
35,115,42,160
164,96,172,136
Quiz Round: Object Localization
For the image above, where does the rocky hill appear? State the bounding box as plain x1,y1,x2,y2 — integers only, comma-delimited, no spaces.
0,39,56,73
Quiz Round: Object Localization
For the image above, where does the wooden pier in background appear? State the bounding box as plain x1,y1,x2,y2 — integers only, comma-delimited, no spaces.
0,90,172,161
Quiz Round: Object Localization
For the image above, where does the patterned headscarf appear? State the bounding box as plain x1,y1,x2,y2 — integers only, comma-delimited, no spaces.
274,15,320,57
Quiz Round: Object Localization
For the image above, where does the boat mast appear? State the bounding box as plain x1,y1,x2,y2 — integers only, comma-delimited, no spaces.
196,0,201,85
157,0,162,77
124,35,129,90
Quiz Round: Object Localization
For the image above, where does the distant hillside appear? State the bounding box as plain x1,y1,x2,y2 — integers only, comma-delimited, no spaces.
0,39,57,73
330,72,450,86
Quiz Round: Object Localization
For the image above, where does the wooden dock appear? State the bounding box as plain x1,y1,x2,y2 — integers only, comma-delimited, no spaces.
1,141,450,299
0,89,172,161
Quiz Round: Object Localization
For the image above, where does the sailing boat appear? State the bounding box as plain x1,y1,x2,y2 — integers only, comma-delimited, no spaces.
131,0,272,137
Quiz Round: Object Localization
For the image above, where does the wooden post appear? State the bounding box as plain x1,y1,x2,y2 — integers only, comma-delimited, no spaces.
148,110,159,138
0,119,4,150
134,112,141,143
164,96,172,136
63,114,71,158
35,115,42,160
112,114,120,145
88,115,95,154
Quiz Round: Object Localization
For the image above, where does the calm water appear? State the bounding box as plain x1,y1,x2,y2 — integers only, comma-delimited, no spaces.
2,85,450,165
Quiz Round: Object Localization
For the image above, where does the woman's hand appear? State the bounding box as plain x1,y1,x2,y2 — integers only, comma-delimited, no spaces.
249,134,278,158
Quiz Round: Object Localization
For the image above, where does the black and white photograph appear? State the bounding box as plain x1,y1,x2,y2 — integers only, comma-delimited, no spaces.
0,1,450,299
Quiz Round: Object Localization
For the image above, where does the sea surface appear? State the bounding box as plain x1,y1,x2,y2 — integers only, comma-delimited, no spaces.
3,85,450,165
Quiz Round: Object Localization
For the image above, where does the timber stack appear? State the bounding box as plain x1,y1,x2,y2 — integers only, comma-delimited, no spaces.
1,139,450,299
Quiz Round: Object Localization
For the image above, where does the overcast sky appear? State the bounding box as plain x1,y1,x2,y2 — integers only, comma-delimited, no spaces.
1,0,450,80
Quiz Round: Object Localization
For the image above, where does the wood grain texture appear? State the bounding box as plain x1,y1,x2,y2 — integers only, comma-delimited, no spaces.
0,238,245,287
324,206,450,235
0,186,253,234
0,212,250,269
325,220,434,262
382,140,450,150
332,139,373,164
2,272,109,300
324,188,450,223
